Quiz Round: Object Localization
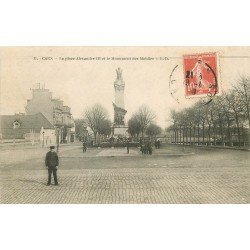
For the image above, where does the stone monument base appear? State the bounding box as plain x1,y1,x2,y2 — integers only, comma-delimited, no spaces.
113,126,128,137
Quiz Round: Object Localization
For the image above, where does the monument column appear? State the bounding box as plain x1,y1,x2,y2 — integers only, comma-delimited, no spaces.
112,68,128,137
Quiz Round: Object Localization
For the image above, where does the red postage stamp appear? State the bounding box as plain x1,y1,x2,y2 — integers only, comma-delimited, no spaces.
183,52,219,97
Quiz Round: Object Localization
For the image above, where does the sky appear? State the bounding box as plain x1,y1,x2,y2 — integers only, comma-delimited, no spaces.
0,47,249,128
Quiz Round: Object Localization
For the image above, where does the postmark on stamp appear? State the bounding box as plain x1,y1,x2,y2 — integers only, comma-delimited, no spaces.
183,52,219,98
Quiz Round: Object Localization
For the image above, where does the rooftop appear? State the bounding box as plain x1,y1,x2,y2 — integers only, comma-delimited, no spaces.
0,113,54,139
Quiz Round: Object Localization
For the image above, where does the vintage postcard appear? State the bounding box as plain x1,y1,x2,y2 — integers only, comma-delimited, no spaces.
0,47,249,204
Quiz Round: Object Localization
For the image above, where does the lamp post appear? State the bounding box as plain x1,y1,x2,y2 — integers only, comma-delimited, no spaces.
12,120,20,147
56,127,60,152
42,131,45,147
13,128,16,147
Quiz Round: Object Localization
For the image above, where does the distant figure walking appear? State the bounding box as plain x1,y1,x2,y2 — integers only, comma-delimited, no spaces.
154,139,161,149
147,141,153,155
126,140,130,154
45,146,59,186
154,140,158,149
140,140,146,154
158,140,161,149
157,139,161,149
82,141,87,153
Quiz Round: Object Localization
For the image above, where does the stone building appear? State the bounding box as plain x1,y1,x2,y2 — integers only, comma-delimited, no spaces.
25,85,75,143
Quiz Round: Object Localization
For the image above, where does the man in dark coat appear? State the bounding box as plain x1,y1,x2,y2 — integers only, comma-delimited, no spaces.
147,141,153,155
157,139,161,149
126,139,130,154
45,146,59,186
82,141,86,153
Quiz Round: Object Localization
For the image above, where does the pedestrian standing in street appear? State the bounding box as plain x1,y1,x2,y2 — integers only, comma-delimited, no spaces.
140,140,145,154
147,141,153,155
126,139,130,154
45,146,59,186
82,141,86,153
157,139,161,149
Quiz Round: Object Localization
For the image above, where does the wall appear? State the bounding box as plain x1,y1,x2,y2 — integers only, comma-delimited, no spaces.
26,89,54,124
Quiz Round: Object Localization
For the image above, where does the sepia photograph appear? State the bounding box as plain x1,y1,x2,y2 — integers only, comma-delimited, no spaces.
0,46,249,204
1,1,250,250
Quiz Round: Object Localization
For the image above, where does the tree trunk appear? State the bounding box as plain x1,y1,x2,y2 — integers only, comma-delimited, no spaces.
176,128,179,143
213,124,216,146
193,125,196,145
179,126,182,144
243,83,250,128
227,122,231,146
182,126,185,145
136,134,139,142
219,119,224,145
202,122,205,145
207,124,211,145
241,125,245,146
197,124,200,145
235,115,241,146
185,126,188,144
189,126,192,145
94,132,97,144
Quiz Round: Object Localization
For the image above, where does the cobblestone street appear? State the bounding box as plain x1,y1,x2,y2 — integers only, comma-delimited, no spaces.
0,145,249,204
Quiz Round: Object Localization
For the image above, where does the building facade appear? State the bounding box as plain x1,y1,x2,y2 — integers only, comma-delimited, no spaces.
25,85,75,143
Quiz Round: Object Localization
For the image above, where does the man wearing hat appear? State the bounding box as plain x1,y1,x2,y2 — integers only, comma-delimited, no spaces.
45,146,59,186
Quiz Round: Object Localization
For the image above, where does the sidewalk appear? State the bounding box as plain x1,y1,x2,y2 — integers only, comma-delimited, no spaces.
96,148,139,157
0,143,81,166
0,141,80,151
168,143,250,151
61,146,195,159
1,144,248,204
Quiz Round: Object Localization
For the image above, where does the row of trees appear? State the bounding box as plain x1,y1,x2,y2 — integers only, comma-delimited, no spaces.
167,76,250,147
75,104,162,143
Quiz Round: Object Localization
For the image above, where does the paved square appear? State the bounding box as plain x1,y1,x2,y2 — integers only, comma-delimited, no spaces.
0,145,249,203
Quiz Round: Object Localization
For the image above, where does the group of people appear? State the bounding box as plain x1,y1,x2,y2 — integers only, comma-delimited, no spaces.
154,139,161,149
139,139,161,155
140,140,153,155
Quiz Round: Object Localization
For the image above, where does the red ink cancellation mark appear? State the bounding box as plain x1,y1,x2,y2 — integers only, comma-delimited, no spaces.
183,52,219,97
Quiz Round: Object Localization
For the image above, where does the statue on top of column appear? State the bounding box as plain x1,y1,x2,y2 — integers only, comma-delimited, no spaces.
116,67,123,80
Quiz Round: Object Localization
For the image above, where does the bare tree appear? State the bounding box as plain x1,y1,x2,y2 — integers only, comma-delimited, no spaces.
146,123,162,139
84,104,110,144
192,101,205,145
128,115,141,140
99,119,112,138
134,105,156,138
217,94,234,145
234,76,250,128
225,91,245,146
205,103,215,145
169,110,179,143
166,76,250,148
